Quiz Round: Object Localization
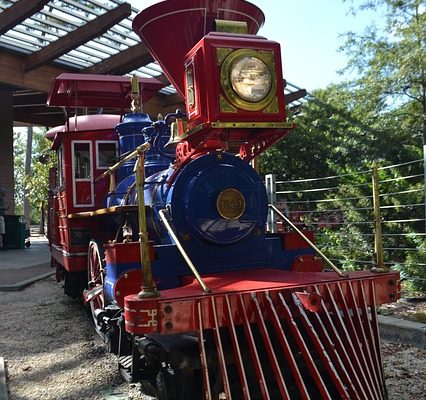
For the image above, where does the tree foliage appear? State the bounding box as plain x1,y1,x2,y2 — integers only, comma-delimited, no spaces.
341,0,425,142
13,128,54,223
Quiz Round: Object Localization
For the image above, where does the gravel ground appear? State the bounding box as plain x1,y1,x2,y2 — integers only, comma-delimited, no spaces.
0,276,425,400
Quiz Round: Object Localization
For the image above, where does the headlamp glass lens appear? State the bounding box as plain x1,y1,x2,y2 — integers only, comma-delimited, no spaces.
230,56,272,102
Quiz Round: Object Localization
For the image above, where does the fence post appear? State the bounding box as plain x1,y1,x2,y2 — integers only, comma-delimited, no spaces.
265,174,277,233
423,142,426,235
371,161,387,271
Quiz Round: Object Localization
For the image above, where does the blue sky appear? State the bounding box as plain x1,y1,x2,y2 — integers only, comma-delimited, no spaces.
131,0,384,91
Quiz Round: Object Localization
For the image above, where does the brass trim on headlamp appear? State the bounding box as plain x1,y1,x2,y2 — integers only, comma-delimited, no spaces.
220,49,277,112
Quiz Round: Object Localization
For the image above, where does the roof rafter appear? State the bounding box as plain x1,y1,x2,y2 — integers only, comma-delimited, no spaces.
0,0,50,35
23,2,131,71
84,43,154,75
13,110,65,127
13,92,47,106
162,93,184,107
285,89,307,104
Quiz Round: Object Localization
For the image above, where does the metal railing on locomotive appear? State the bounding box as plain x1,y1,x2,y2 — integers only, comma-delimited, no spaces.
96,142,160,298
268,204,346,277
96,142,211,295
266,163,393,274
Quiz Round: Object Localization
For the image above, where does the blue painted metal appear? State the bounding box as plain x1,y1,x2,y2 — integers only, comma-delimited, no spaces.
140,153,271,273
106,112,173,208
105,116,317,293
115,112,151,181
104,260,141,304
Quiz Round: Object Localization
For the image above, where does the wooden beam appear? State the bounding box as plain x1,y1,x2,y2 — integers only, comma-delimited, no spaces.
0,50,72,92
23,2,131,71
13,92,47,106
162,93,184,107
13,105,55,114
285,88,307,104
13,110,65,127
155,73,170,85
0,0,50,35
84,43,154,75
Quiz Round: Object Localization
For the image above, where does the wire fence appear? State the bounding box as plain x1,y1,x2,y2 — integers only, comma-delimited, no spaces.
265,159,426,291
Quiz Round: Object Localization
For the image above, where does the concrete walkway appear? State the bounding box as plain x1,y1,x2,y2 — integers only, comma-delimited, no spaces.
0,235,53,291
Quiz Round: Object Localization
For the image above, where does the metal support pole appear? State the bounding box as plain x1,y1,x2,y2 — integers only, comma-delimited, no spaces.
371,161,387,272
423,142,426,236
265,174,277,233
135,150,159,298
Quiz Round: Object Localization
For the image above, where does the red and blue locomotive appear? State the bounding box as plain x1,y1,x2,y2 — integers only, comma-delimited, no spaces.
46,1,400,399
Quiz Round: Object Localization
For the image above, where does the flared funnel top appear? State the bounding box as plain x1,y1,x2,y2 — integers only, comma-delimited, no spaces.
133,0,265,98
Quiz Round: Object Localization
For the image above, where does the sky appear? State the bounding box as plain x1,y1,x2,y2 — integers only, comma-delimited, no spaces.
130,0,385,92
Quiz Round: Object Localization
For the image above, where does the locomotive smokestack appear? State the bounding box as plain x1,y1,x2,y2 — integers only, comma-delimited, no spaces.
132,0,265,99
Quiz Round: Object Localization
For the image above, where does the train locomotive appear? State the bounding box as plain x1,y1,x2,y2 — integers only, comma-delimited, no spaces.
46,1,400,399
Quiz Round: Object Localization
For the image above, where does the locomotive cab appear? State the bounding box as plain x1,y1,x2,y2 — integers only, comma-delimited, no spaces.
46,74,164,296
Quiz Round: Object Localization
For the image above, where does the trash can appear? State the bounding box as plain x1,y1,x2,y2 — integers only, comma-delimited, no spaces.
4,215,26,249
18,216,26,249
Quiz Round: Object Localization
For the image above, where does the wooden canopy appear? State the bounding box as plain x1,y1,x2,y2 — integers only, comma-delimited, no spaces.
0,0,183,128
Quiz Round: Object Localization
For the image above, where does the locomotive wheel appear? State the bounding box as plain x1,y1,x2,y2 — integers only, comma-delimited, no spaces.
155,368,177,400
87,240,105,333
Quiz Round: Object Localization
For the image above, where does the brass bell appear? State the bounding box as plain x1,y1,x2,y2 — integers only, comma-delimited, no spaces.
164,118,188,148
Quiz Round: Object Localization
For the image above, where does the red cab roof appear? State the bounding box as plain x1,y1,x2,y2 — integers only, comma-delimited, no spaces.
47,73,164,109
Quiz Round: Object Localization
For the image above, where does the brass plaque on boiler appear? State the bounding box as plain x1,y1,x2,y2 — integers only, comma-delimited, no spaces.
216,188,245,220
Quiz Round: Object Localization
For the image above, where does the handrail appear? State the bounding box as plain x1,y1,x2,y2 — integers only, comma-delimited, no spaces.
269,204,347,278
135,147,159,298
95,142,151,183
158,209,211,293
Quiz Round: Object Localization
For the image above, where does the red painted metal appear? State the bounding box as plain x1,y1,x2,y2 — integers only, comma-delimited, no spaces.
291,254,324,272
184,33,287,127
239,129,290,162
252,292,290,399
223,295,251,400
47,73,164,109
294,291,322,312
113,269,143,308
105,241,155,266
124,297,158,334
48,128,117,273
197,301,213,400
132,0,265,99
238,292,271,400
124,269,399,398
46,115,122,140
281,231,315,250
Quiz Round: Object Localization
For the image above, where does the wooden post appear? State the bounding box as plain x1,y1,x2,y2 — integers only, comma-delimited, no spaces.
371,161,387,272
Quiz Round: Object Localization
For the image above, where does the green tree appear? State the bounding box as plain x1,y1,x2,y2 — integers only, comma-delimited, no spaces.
341,0,425,146
13,127,54,225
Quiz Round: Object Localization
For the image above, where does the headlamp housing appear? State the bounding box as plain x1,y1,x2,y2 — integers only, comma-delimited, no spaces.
183,32,287,131
221,49,276,111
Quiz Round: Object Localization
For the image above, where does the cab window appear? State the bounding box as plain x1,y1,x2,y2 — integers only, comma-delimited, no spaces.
73,142,91,179
97,142,117,169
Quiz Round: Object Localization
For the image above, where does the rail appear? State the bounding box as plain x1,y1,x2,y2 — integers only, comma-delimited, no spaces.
95,142,151,188
158,209,211,293
269,204,346,277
